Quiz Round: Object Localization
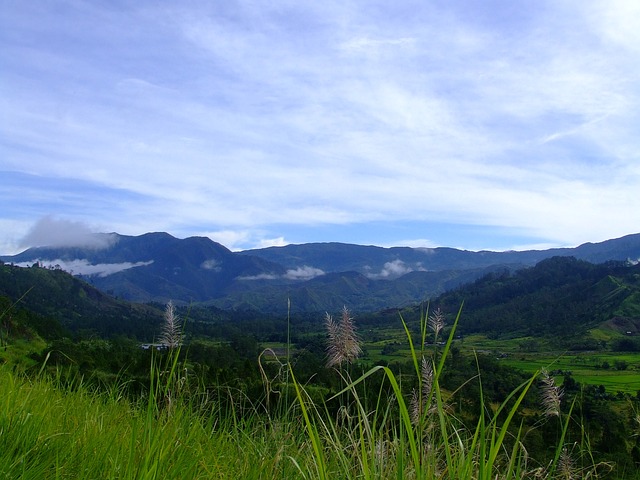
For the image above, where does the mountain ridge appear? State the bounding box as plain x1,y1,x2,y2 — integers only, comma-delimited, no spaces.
2,232,639,312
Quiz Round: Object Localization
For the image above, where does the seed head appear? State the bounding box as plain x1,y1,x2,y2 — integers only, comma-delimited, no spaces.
428,308,445,338
558,446,577,479
410,357,435,425
410,388,421,426
421,356,434,398
160,300,182,348
540,369,563,417
325,306,362,368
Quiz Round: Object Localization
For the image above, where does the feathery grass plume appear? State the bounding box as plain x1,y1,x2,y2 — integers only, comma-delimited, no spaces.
421,356,434,396
540,369,563,417
557,446,577,480
409,389,421,426
410,356,434,425
160,300,182,348
428,307,445,339
325,306,362,368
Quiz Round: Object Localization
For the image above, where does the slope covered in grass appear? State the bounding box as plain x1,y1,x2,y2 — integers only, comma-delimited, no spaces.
0,363,314,479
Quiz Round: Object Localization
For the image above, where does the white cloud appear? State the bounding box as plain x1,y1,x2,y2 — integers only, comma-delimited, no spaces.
365,260,424,280
1,1,639,251
202,230,252,251
340,36,417,54
200,259,220,271
236,273,279,281
237,265,324,281
255,237,288,249
586,0,640,52
284,266,325,281
16,259,154,277
198,230,288,251
20,217,116,249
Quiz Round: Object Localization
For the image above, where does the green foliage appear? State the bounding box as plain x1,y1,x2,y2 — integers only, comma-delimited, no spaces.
285,305,619,478
3,302,639,478
426,257,640,342
0,362,311,479
0,263,164,338
612,337,640,352
3,256,640,477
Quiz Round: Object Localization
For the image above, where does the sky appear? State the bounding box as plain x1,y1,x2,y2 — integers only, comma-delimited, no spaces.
1,0,639,255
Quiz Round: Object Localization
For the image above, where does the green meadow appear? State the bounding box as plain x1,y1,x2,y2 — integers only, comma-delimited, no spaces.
358,327,640,395
460,334,640,394
6,308,630,479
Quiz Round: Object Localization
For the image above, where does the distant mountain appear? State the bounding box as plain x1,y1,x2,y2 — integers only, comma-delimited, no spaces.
241,234,640,274
2,232,639,313
214,265,513,313
2,232,286,304
2,254,639,347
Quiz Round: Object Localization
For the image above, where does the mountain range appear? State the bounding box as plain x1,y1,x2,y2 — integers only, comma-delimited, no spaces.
2,232,639,313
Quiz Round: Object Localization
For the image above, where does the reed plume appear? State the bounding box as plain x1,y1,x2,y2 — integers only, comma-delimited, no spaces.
557,446,577,479
160,300,182,348
410,356,434,425
540,369,563,417
428,308,445,339
325,306,362,368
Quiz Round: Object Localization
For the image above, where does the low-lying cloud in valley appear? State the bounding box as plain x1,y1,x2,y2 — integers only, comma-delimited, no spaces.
236,273,279,281
365,260,425,279
237,265,325,281
17,258,154,277
283,266,325,280
200,259,221,271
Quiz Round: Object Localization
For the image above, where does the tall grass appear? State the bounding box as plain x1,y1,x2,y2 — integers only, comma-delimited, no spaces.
1,303,612,479
0,353,317,479
290,304,609,479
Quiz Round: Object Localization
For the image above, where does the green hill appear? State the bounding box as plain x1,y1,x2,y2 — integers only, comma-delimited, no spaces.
0,261,163,339
427,257,640,344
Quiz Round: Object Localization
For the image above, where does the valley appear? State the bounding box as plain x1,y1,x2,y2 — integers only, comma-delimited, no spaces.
2,233,640,478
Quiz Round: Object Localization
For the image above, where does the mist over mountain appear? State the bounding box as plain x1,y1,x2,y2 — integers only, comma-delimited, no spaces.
2,232,639,313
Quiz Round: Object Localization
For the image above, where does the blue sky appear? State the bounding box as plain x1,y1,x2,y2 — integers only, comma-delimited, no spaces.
1,0,639,254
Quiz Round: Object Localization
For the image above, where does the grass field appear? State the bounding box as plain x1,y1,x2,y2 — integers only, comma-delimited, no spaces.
461,334,640,394
502,353,640,394
358,327,640,395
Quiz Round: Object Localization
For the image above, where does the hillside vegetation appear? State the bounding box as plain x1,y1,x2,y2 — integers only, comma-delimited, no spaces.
2,257,640,477
388,257,640,345
0,261,164,338
3,231,639,312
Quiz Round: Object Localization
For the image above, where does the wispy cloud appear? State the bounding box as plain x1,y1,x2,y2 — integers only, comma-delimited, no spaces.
201,230,287,251
16,259,154,277
236,273,279,281
284,266,325,280
237,265,324,281
20,216,116,249
366,260,425,280
200,259,221,271
1,1,638,252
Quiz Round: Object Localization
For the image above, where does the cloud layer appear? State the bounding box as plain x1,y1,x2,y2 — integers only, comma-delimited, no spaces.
20,217,116,249
365,260,425,280
16,259,153,278
1,1,639,253
238,265,325,282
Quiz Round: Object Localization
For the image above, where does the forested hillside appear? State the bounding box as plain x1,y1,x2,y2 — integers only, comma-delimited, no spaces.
4,231,639,312
0,261,163,338
385,257,640,345
3,256,640,477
